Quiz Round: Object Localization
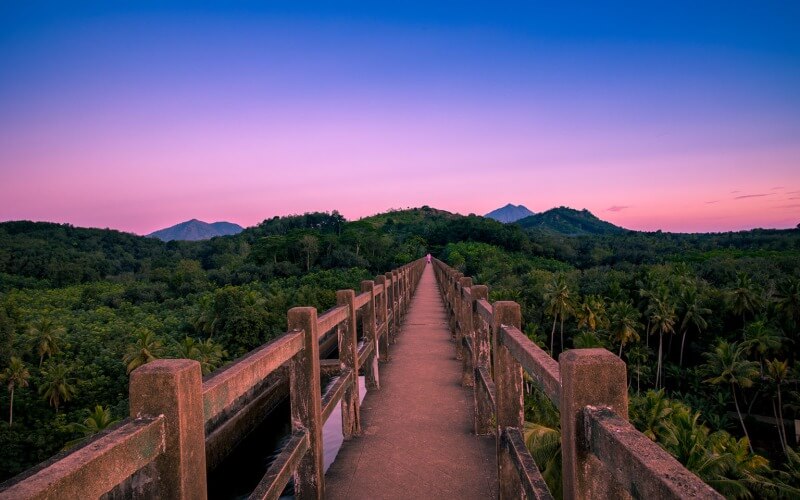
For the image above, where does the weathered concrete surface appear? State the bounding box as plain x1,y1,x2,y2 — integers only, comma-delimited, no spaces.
325,263,497,499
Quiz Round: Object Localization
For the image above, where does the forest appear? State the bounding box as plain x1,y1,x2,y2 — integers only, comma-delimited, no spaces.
1,207,799,498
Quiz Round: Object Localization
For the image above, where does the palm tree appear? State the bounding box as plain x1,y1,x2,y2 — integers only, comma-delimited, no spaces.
702,341,759,453
176,336,200,359
29,319,64,367
776,277,800,329
743,320,782,374
765,359,789,456
123,329,164,374
39,363,75,412
194,338,226,375
626,344,652,396
575,295,608,334
650,297,676,389
728,273,762,332
1,356,30,425
543,274,574,356
629,389,673,441
608,301,641,358
678,290,711,367
64,405,120,449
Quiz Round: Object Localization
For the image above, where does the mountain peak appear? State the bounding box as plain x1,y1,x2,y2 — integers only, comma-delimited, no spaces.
515,207,626,235
484,204,535,223
147,219,244,241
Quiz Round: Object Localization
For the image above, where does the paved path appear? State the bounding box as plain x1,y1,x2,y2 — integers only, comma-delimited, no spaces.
325,263,498,499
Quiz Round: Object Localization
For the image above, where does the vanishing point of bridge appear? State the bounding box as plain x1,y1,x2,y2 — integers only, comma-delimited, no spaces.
1,259,721,499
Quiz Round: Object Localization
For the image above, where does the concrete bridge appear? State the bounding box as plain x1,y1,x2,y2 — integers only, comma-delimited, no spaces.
0,258,722,499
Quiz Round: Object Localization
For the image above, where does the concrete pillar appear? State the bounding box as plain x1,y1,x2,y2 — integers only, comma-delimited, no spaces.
288,307,324,499
459,277,473,386
336,290,361,439
129,359,207,500
470,285,492,436
456,277,472,362
391,270,400,342
559,349,628,500
376,275,390,362
361,280,380,390
492,302,524,500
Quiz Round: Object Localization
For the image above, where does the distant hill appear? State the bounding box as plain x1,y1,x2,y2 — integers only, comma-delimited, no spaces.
515,207,626,235
484,203,535,223
147,219,244,241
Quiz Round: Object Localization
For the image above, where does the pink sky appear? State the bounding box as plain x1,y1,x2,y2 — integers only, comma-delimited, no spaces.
1,4,799,234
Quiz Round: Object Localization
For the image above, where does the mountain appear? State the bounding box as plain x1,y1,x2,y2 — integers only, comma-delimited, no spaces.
484,204,535,223
147,219,244,241
515,207,626,236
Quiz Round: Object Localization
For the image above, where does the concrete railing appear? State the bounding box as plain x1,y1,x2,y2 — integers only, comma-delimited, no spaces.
433,258,722,500
0,259,425,500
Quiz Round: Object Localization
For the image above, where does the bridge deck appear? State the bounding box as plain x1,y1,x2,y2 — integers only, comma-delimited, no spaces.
325,263,497,499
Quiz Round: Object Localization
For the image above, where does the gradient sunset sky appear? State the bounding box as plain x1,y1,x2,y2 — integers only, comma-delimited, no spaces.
1,1,799,234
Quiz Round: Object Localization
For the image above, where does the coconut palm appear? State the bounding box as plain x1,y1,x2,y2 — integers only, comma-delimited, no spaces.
29,319,64,367
608,300,641,358
743,320,782,374
543,274,574,356
649,297,676,390
572,331,603,349
122,329,164,374
702,341,759,453
626,344,652,396
39,363,75,412
64,405,120,449
728,273,762,332
776,277,800,329
575,295,608,333
629,389,673,441
1,356,30,425
194,339,226,375
678,290,711,367
765,359,789,456
176,336,200,359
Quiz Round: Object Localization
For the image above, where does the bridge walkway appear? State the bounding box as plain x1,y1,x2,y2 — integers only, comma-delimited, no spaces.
325,263,497,499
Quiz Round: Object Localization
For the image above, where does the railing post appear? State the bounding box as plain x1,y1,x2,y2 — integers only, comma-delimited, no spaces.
471,285,492,436
288,307,324,499
129,359,207,500
492,302,524,500
391,270,400,342
376,275,389,362
361,280,380,389
559,349,628,500
456,277,472,362
336,290,361,439
459,278,473,386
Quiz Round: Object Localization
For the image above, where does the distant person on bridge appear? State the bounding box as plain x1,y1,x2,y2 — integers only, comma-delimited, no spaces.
426,253,431,264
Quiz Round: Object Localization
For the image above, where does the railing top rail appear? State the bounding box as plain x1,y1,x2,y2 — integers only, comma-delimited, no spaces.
317,305,348,337
476,299,493,324
0,416,165,499
585,407,723,499
202,330,304,423
498,325,561,407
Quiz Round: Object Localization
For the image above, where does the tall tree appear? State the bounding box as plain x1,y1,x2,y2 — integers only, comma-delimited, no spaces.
29,319,64,367
39,363,75,413
1,356,30,425
608,300,641,358
702,341,759,453
122,329,164,374
543,274,574,356
765,359,789,456
679,290,711,367
728,273,762,332
650,297,676,390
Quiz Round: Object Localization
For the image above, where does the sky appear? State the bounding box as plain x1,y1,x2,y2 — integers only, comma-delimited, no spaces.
1,1,799,234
